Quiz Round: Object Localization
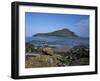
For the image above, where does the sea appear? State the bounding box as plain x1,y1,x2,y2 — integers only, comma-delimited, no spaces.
26,36,89,48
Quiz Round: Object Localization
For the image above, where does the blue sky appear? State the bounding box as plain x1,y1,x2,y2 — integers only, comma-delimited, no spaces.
25,12,89,37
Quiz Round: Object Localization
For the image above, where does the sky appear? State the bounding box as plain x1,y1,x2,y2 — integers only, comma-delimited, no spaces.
25,12,89,37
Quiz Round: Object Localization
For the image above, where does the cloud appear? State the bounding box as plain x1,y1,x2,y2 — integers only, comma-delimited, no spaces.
72,19,89,37
75,19,89,27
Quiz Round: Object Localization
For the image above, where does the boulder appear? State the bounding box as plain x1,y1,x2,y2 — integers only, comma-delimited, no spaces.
39,46,54,56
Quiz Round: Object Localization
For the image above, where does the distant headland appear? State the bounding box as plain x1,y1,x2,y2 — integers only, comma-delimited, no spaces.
33,28,78,37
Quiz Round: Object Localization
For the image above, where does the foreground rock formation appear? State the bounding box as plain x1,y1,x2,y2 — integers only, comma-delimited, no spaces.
25,46,63,68
25,43,89,68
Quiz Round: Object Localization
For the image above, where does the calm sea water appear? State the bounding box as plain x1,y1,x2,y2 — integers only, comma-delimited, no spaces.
26,36,89,48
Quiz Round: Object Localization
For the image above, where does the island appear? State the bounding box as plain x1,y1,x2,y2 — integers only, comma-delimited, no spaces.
33,28,78,37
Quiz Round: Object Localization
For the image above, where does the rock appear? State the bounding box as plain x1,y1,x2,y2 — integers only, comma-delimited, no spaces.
25,46,65,68
62,45,89,66
25,43,39,53
40,46,54,56
25,54,61,68
66,45,89,60
70,58,89,66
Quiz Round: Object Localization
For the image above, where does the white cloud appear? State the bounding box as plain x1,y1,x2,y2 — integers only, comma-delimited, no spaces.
75,19,89,27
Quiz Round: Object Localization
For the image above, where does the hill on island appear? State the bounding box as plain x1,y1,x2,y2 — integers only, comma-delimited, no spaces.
33,28,78,37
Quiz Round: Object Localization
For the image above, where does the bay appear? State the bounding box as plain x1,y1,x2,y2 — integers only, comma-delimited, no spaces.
26,36,89,48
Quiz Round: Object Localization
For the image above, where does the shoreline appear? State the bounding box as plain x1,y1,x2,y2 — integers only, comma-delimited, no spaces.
26,45,71,55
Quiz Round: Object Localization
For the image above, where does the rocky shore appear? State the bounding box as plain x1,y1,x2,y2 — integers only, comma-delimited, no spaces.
25,43,89,68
